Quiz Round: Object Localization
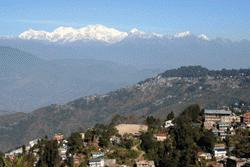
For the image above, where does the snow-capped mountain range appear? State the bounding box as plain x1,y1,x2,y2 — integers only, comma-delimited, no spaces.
18,24,209,43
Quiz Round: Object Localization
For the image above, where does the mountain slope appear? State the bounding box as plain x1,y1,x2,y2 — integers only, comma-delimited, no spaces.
0,66,250,152
0,47,159,111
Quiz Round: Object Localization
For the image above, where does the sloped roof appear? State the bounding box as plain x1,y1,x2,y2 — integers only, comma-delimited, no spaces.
204,109,231,115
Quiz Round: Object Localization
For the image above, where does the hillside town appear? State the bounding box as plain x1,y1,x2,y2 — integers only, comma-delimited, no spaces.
1,104,250,167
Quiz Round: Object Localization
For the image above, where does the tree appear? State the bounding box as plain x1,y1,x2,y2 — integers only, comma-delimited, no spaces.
145,116,161,131
166,111,175,120
68,132,83,154
37,140,60,167
233,129,250,158
0,156,5,167
198,131,215,153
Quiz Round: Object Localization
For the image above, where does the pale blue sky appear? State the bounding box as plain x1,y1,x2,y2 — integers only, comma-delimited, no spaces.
0,0,250,40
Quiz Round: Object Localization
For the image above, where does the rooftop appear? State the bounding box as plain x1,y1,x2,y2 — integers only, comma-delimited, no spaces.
204,109,231,115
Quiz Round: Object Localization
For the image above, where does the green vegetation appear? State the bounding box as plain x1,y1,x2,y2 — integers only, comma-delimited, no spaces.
140,104,216,167
37,140,60,167
2,104,250,166
67,132,84,154
232,129,250,158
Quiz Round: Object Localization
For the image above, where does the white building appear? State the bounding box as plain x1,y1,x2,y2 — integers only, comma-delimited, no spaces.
89,159,104,167
214,144,227,159
29,138,39,147
164,120,174,128
58,147,67,160
154,133,168,141
136,160,155,167
5,147,23,158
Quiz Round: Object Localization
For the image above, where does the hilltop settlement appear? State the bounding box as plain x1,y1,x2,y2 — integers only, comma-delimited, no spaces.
1,104,250,167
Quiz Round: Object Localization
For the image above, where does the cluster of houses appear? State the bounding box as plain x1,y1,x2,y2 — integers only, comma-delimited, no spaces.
3,108,250,167
4,138,40,160
200,109,250,167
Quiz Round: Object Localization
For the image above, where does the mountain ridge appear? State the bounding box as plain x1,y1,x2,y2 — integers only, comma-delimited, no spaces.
0,47,159,111
17,24,209,43
0,65,250,152
1,35,249,70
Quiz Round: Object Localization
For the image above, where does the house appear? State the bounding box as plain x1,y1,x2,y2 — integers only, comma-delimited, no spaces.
5,147,23,159
230,114,241,123
217,121,230,131
89,159,104,167
197,151,212,160
204,109,232,129
214,144,227,159
104,159,116,167
92,152,104,159
115,124,148,136
29,138,39,147
80,133,85,140
226,156,247,167
154,133,168,141
110,136,121,145
207,162,224,167
212,128,220,137
53,133,64,142
135,160,155,167
164,120,174,128
58,147,67,160
218,130,227,139
243,112,250,123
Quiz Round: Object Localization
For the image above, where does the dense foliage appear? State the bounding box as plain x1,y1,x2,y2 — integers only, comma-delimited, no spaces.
140,104,215,167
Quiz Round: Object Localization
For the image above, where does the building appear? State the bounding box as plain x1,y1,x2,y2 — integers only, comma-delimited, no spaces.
207,162,224,167
110,136,121,145
212,128,220,137
92,152,104,159
135,160,155,167
204,109,232,129
29,139,39,147
164,120,174,128
214,144,227,159
89,159,104,167
104,159,116,167
154,133,168,141
226,156,247,167
5,147,23,159
58,147,67,160
218,121,230,131
80,133,85,140
198,152,212,160
53,133,64,142
243,112,250,123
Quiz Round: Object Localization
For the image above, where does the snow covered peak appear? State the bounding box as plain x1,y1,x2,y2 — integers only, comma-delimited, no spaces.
19,24,128,43
18,25,210,43
129,28,145,35
128,28,163,39
198,34,209,41
174,31,192,38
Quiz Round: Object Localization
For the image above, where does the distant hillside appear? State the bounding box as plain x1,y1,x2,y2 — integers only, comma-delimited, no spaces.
0,47,159,111
0,66,250,152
